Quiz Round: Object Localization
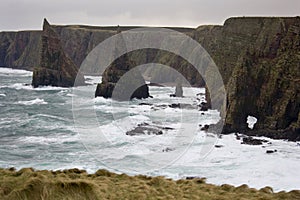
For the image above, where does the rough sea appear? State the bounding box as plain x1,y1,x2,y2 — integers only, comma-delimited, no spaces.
0,67,299,192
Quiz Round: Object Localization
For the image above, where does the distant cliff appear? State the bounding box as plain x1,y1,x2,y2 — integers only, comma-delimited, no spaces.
1,17,299,139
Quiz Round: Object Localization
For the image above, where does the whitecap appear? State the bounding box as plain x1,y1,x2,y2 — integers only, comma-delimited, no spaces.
17,98,48,105
0,83,70,91
0,93,6,97
84,75,102,85
17,135,79,145
0,67,32,77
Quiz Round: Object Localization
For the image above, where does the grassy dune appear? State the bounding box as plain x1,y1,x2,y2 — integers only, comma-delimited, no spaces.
0,168,299,200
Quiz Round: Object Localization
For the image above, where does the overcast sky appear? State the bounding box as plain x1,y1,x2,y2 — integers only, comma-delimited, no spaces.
1,0,299,31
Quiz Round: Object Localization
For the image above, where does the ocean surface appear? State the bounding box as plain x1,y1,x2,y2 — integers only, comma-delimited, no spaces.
0,67,300,192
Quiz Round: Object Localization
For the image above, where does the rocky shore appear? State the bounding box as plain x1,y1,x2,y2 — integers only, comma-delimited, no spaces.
1,17,299,140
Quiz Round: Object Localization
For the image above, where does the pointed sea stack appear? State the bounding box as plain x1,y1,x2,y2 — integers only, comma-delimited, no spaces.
32,19,85,87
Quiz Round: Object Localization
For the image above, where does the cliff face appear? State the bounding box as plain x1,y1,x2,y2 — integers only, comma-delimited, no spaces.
32,19,85,87
1,17,299,138
0,31,41,70
193,17,300,140
221,18,300,140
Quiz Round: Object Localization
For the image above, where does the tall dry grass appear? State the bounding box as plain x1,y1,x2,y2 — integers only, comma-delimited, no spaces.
0,168,299,200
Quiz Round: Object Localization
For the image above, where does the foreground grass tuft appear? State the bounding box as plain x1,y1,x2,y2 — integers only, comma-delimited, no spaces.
0,168,299,200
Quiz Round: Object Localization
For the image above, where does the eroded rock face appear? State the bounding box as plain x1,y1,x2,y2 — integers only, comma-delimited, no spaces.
32,19,85,87
95,31,150,100
201,17,300,140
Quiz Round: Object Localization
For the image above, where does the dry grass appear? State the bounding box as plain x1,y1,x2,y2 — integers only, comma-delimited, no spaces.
0,168,299,200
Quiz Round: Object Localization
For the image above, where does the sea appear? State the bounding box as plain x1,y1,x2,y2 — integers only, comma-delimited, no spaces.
0,67,299,192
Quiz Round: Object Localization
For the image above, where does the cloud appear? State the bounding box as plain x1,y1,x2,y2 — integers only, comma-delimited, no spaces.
0,0,299,31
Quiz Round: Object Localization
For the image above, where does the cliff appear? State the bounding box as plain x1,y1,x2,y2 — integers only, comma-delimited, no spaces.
192,17,300,140
220,17,300,140
32,19,85,87
0,31,41,70
1,17,299,139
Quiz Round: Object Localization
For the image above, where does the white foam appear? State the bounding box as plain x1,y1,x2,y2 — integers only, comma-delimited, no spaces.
0,93,6,97
0,67,32,77
17,98,48,105
18,135,79,145
0,83,69,91
84,75,102,85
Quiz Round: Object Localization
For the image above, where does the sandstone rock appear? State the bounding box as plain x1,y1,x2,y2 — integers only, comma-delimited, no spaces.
32,19,85,87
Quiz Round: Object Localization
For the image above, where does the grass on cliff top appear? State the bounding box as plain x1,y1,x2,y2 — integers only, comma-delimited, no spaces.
0,168,300,200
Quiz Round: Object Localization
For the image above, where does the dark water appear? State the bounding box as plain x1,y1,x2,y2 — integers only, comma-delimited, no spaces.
0,67,300,192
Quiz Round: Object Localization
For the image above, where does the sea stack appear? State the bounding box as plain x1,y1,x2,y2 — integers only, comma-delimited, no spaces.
175,81,183,97
95,29,149,101
32,19,85,87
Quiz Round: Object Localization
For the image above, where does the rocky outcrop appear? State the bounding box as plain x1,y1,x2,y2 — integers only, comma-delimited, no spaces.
32,19,85,87
95,32,150,100
195,17,300,140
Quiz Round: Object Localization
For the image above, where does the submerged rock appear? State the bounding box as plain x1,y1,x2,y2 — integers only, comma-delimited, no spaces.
241,136,268,145
32,19,85,88
126,126,163,136
266,150,277,154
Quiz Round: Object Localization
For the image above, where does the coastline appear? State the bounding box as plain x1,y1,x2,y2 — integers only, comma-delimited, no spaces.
1,168,299,200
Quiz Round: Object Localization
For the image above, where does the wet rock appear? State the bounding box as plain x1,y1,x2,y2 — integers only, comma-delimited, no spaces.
241,136,268,145
169,103,180,108
201,124,210,131
126,126,163,136
139,103,152,106
168,103,196,109
266,150,277,154
235,133,241,140
162,147,174,152
214,145,224,148
199,102,209,111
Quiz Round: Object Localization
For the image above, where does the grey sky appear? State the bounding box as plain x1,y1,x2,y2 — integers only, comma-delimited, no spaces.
1,0,299,31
